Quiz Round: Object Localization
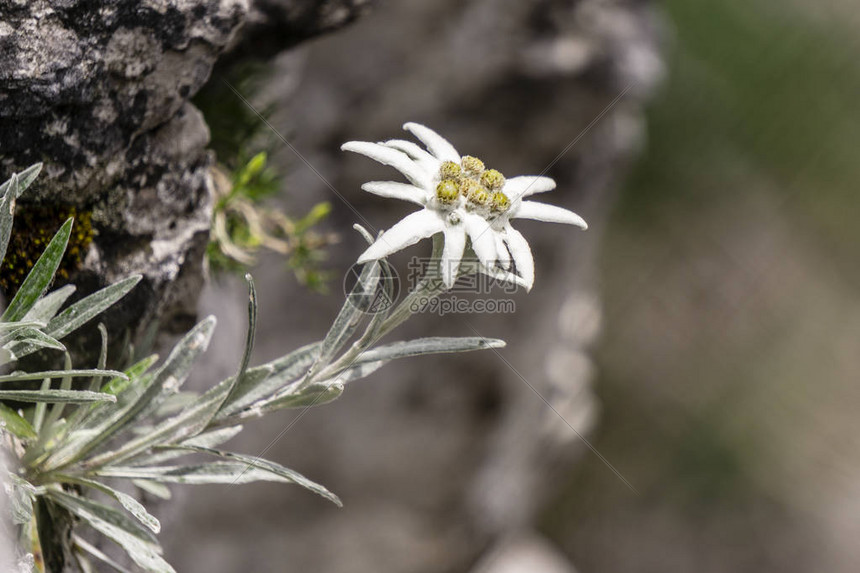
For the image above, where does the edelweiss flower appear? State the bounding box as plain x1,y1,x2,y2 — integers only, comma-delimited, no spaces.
342,123,587,291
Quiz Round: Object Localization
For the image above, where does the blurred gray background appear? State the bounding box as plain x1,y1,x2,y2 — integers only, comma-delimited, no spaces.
162,0,860,572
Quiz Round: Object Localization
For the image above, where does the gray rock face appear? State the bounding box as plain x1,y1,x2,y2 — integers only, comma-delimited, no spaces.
0,0,247,337
225,0,374,61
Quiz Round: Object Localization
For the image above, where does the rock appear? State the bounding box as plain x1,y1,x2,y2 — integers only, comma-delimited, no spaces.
0,0,247,340
223,0,375,62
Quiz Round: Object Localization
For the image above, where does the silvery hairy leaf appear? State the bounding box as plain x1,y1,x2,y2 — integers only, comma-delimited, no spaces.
1,218,72,323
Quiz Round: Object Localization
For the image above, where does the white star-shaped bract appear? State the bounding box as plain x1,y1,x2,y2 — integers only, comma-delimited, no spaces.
341,123,587,291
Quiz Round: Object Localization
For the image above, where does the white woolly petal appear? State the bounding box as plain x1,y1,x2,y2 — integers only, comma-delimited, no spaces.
403,122,460,163
342,141,432,189
382,139,440,173
512,201,588,229
362,181,426,205
480,264,530,290
494,232,512,270
357,210,444,263
504,225,535,292
440,225,467,289
503,176,557,200
463,212,498,268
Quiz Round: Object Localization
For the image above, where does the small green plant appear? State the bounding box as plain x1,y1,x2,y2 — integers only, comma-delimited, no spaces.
0,162,509,572
207,152,336,292
193,64,334,291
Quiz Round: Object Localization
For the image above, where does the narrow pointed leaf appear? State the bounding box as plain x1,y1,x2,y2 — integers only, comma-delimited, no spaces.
0,173,18,264
23,284,76,323
3,327,65,357
73,535,135,573
49,490,173,573
32,377,51,432
0,389,117,403
87,374,234,467
62,476,160,533
46,275,142,340
2,218,73,322
8,475,37,525
255,380,344,414
352,337,506,366
0,403,37,439
0,320,47,331
103,354,159,396
131,425,244,466
215,341,321,419
0,162,43,199
222,274,257,412
100,462,299,485
0,369,126,384
48,318,215,469
42,353,74,431
59,354,158,448
132,480,171,500
156,445,341,506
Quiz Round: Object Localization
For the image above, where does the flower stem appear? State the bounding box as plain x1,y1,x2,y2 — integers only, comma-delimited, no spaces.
311,234,449,382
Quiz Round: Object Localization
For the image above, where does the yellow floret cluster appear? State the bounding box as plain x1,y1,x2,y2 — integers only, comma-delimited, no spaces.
434,156,511,214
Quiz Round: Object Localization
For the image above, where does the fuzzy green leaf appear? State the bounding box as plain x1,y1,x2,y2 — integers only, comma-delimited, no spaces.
58,355,159,453
163,445,341,506
3,327,65,358
256,380,345,414
132,480,171,500
0,162,42,199
119,316,216,424
0,173,18,264
73,534,135,573
46,275,142,341
2,218,73,322
0,320,47,332
23,284,76,323
62,476,161,534
222,274,257,408
131,425,244,466
88,374,233,467
0,389,117,403
45,319,214,471
103,355,159,396
8,474,37,525
49,490,173,573
0,403,37,439
0,369,126,384
100,462,299,485
215,341,321,420
352,336,506,366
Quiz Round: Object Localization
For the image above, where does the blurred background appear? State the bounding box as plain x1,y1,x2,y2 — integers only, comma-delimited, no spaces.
165,0,860,571
548,1,860,571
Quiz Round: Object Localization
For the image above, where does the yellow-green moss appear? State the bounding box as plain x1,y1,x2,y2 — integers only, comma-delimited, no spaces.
0,205,94,298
